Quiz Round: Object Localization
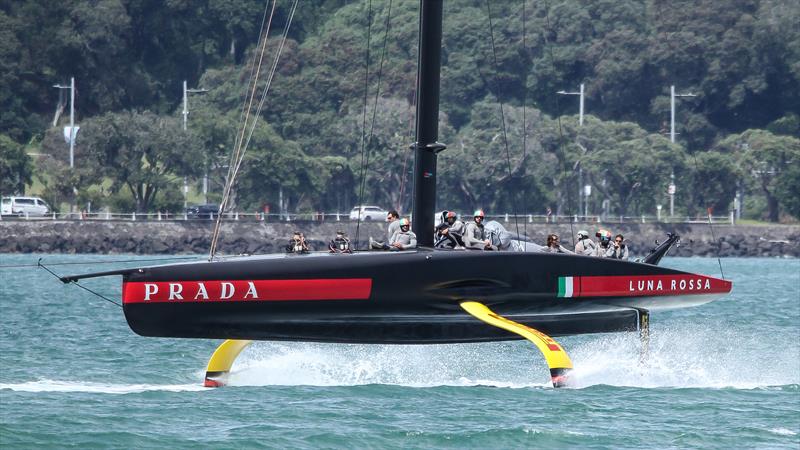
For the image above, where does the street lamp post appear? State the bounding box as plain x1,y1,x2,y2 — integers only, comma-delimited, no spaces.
670,85,696,144
557,83,584,126
578,164,583,220
559,85,587,218
182,80,209,202
53,77,76,168
668,172,676,218
182,80,209,131
668,85,696,219
583,184,591,217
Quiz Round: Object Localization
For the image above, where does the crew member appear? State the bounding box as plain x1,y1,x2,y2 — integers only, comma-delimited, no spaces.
609,234,629,260
370,210,400,250
286,231,309,254
574,230,596,255
595,229,614,257
328,230,352,253
389,218,417,251
443,211,466,246
463,209,496,250
434,222,459,249
541,233,573,253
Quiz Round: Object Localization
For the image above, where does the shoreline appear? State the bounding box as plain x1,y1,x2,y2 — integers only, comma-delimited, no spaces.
1,220,798,257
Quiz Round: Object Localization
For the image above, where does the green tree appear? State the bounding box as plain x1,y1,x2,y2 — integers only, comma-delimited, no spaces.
0,135,33,195
71,111,202,212
718,129,800,222
776,161,800,220
553,116,686,217
439,98,551,214
686,151,740,216
236,120,329,213
328,97,448,213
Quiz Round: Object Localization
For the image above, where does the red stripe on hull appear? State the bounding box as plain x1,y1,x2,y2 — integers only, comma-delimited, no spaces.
122,279,373,304
575,275,731,298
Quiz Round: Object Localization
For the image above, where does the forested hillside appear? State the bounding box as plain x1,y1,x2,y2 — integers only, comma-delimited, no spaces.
2,0,798,221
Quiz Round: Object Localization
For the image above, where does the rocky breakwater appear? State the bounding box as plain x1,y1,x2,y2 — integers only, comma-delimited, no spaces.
0,219,798,257
0,219,386,255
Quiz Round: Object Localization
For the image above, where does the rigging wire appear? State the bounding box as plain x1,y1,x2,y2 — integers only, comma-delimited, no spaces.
541,0,576,247
397,71,418,214
397,1,421,215
38,259,122,308
2,256,198,269
232,0,275,166
522,0,528,241
655,1,725,279
355,0,395,248
484,0,521,241
209,0,298,260
354,0,374,249
210,0,277,259
690,153,726,280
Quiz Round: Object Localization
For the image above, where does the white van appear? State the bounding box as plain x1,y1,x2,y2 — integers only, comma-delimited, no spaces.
349,205,389,221
1,196,51,217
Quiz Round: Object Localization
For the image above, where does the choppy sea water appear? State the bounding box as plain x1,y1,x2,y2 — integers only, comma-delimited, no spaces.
1,254,798,449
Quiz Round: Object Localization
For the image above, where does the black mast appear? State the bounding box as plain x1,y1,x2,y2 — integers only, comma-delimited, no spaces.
411,0,446,247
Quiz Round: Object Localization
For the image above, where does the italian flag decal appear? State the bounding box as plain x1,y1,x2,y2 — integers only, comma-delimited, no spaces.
557,275,731,298
557,277,575,298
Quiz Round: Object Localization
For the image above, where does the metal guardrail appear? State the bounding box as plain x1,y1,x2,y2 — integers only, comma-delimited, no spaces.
1,211,737,225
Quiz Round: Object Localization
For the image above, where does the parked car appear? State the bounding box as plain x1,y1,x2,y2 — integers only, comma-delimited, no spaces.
1,196,51,217
186,204,220,219
349,205,389,221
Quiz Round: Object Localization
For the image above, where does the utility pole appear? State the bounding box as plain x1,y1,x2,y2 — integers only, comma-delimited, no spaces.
670,85,696,144
183,80,189,131
668,85,695,219
182,80,209,131
559,86,586,220
182,80,209,202
557,83,584,126
669,172,676,218
69,77,75,168
578,164,583,220
583,184,591,218
53,77,76,168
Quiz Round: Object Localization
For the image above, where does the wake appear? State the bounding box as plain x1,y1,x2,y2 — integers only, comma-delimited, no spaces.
0,379,206,394
225,323,800,390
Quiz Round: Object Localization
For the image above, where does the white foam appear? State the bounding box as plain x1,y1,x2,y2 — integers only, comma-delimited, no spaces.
223,323,799,390
0,379,206,394
565,324,800,389
768,428,797,436
227,342,549,388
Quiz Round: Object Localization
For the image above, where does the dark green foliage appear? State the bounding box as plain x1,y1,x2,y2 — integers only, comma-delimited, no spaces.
0,135,32,195
38,111,202,212
716,129,800,221
4,0,799,219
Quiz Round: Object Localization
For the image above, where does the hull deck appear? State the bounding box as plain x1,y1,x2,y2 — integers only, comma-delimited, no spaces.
117,249,731,342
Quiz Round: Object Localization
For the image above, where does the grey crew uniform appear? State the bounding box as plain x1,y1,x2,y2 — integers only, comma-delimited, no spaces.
371,219,401,249
389,230,417,250
447,220,466,236
463,222,496,250
386,219,401,241
574,238,596,256
609,245,629,260
541,244,573,254
595,244,614,258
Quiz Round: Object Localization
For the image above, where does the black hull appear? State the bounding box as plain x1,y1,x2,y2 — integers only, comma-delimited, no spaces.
119,249,731,343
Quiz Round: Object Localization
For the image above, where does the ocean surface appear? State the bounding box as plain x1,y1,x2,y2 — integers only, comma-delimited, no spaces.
1,255,798,449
